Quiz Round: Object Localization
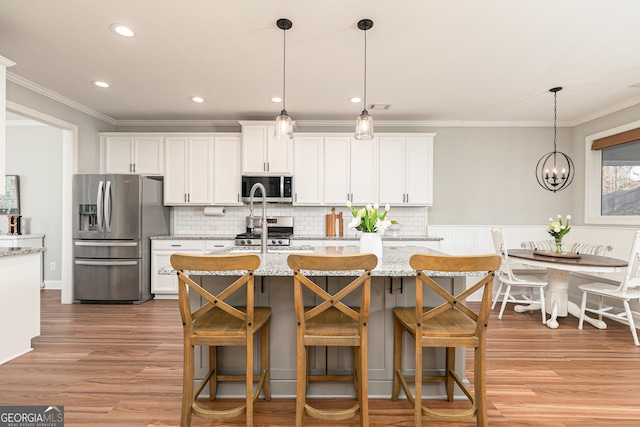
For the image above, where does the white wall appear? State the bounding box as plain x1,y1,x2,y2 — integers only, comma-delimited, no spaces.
7,81,114,171
426,126,575,225
5,124,62,284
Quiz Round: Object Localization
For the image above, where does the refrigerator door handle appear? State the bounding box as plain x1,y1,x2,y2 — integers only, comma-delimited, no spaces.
104,180,112,233
75,260,138,266
97,180,104,231
74,241,139,247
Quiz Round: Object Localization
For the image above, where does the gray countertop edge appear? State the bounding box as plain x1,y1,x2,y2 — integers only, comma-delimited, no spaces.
151,235,443,241
0,247,47,257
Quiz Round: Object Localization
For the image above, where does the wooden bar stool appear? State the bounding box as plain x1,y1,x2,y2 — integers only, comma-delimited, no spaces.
391,253,501,427
287,253,378,427
170,253,271,427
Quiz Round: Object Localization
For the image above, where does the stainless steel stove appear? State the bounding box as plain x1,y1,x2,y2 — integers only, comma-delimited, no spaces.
235,216,293,247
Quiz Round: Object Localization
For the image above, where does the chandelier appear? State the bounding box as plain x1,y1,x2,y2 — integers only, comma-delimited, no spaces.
535,87,574,192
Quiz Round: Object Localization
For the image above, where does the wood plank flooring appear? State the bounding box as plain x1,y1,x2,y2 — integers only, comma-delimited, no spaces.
0,290,639,426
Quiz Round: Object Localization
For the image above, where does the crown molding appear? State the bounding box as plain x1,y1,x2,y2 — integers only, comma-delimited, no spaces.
0,55,16,67
114,119,241,128
570,95,640,127
7,72,640,129
7,72,116,125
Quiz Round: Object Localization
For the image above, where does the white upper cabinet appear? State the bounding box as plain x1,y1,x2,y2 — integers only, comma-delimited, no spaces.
378,134,434,206
293,135,324,205
102,134,164,175
164,136,214,205
322,135,377,205
213,134,242,205
349,137,378,204
323,136,351,205
240,122,293,173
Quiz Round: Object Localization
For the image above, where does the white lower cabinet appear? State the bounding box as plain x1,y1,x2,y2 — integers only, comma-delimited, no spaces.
151,240,204,298
151,239,235,299
0,234,45,287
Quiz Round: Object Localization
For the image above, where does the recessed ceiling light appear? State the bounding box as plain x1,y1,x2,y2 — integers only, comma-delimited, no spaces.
190,96,205,103
110,24,136,37
350,97,361,103
271,96,282,103
92,80,110,88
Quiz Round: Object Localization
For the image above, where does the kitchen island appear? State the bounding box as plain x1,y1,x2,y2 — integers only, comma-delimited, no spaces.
160,245,475,399
0,247,46,364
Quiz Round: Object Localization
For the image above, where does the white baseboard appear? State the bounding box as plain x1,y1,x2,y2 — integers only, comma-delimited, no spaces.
43,280,62,290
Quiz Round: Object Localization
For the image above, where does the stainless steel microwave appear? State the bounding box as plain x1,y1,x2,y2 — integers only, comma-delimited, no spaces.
241,174,293,203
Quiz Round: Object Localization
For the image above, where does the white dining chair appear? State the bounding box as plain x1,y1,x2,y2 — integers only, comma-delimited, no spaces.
491,227,548,324
578,230,640,346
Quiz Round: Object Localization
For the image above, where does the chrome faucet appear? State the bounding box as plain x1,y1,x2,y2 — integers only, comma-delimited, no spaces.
248,182,268,254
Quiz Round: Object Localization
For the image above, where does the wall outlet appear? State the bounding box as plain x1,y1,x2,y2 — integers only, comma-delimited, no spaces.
49,262,56,271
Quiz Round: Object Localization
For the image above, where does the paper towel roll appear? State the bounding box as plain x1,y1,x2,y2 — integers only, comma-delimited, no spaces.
203,207,226,216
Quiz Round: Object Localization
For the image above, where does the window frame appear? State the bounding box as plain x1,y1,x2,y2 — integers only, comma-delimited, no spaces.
585,118,640,225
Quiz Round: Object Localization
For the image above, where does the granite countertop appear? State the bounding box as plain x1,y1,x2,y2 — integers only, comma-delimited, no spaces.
151,235,235,240
0,247,46,257
159,245,471,277
151,235,443,241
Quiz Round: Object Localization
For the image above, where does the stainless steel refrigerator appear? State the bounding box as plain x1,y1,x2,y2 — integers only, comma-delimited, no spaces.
72,174,170,303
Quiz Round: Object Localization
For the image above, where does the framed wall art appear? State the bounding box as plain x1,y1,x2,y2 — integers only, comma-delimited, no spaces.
0,175,20,214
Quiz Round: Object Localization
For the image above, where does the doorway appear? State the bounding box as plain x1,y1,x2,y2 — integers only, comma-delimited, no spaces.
7,101,77,303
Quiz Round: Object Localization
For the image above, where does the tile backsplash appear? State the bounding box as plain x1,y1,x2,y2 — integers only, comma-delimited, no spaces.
172,205,429,238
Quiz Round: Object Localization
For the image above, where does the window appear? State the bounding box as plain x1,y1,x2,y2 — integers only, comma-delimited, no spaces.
601,142,640,215
586,119,640,224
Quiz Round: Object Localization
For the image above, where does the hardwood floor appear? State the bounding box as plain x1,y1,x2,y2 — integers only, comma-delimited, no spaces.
1,290,639,426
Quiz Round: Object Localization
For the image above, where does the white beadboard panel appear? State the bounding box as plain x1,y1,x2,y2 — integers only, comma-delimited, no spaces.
427,224,640,306
427,224,639,259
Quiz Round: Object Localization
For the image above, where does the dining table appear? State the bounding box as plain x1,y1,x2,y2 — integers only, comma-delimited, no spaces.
507,249,628,329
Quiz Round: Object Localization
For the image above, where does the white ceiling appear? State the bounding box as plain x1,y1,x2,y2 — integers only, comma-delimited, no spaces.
2,0,640,126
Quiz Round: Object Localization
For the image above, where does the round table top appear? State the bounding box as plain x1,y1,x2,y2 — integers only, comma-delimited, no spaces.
508,248,628,269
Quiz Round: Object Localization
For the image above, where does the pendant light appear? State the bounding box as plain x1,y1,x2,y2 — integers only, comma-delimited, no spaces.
535,87,575,192
355,19,374,140
274,18,293,140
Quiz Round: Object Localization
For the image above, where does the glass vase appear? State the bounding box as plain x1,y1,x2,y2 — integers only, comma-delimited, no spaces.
554,237,564,253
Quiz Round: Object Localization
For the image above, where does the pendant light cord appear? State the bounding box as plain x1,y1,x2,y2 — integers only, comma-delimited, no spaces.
282,27,287,112
363,28,367,112
553,90,558,167
553,90,558,152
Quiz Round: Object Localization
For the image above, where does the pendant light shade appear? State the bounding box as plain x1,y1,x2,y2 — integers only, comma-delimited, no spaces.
274,18,293,140
355,19,374,140
535,87,575,192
